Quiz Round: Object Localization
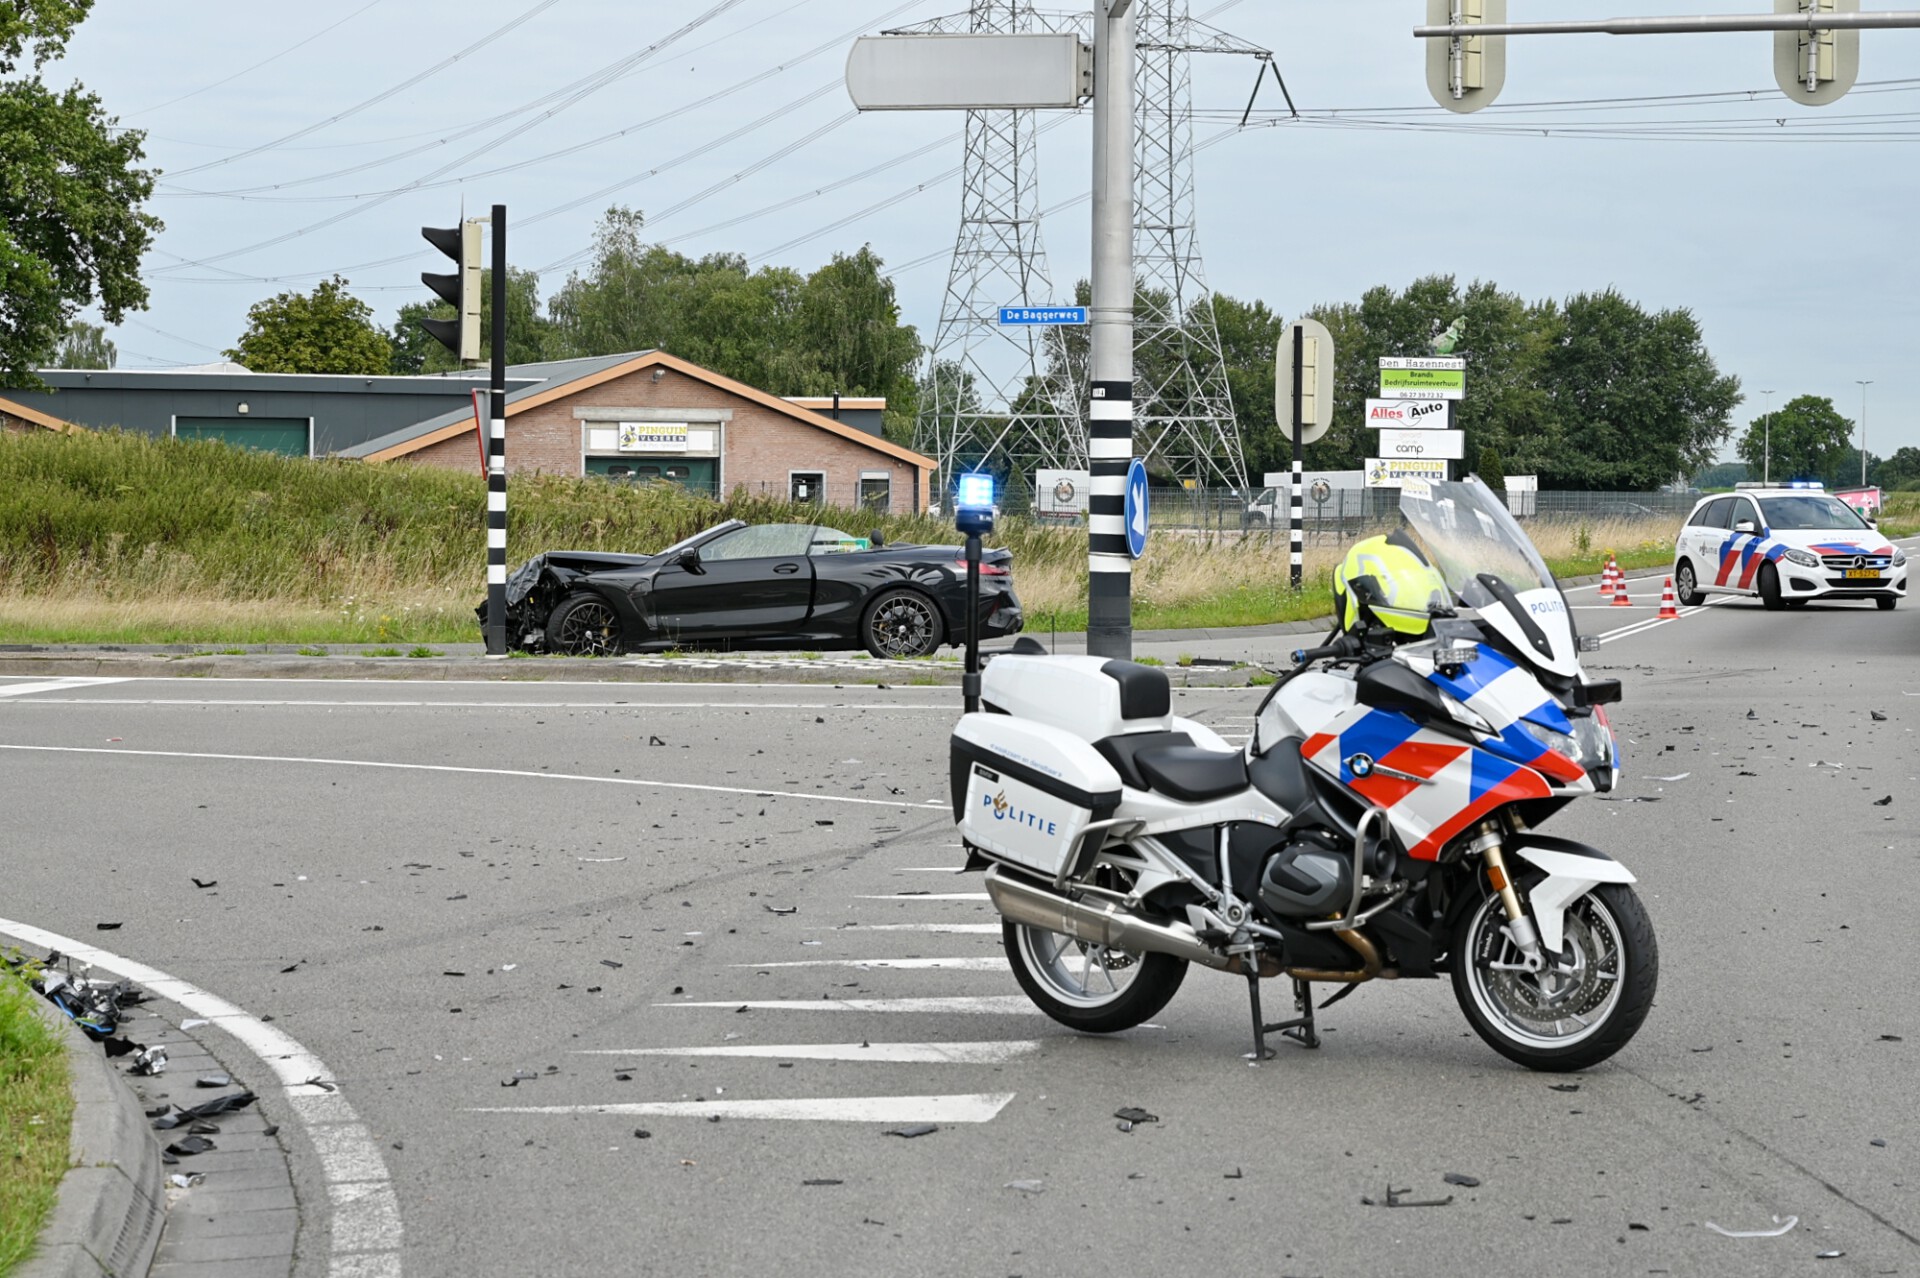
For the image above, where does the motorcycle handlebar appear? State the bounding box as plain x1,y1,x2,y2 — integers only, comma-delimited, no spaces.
1291,634,1357,666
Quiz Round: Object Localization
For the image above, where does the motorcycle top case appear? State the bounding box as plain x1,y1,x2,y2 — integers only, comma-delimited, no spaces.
951,713,1122,878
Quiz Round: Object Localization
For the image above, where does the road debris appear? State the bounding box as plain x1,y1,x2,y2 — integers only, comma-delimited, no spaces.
886,1124,938,1139
1005,1180,1045,1194
1705,1215,1798,1238
1874,795,1893,806
196,1072,232,1088
1871,710,1888,721
765,904,798,916
165,1135,216,1157
1362,1185,1452,1208
191,878,217,889
1442,1172,1482,1187
1114,1106,1159,1125
167,1173,203,1190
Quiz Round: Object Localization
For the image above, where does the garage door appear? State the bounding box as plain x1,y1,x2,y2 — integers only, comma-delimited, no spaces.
174,417,310,457
585,456,716,495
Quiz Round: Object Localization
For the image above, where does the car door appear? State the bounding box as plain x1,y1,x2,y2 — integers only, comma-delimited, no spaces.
649,525,815,638
1688,498,1732,588
1723,496,1768,593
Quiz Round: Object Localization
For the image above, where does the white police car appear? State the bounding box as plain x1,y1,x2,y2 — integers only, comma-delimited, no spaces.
1672,482,1906,611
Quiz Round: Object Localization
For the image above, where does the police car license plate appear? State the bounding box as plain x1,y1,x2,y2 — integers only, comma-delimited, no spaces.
1844,568,1880,579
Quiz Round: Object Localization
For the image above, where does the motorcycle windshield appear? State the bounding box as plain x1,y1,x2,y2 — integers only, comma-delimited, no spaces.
1398,477,1582,678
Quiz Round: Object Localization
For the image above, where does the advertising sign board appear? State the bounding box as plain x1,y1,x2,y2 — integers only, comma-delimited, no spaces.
1376,428,1465,460
1378,357,1466,401
1365,398,1451,429
1365,456,1450,488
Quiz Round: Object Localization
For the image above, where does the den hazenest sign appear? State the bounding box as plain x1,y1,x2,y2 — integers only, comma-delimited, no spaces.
1378,356,1466,401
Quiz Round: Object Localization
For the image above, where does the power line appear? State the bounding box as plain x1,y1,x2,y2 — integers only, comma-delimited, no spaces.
127,0,388,117
164,0,566,178
150,0,749,274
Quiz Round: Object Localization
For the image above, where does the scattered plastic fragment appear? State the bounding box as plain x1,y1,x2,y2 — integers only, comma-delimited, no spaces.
191,877,217,889
1705,1215,1797,1238
180,1019,207,1030
1549,1083,1580,1093
765,904,798,915
1223,1168,1243,1180
501,1070,538,1087
96,922,121,931
167,1173,203,1189
129,1047,168,1076
1817,1250,1845,1259
197,1072,232,1088
803,1179,843,1186
1648,773,1691,782
1114,1107,1159,1125
600,959,623,970
1870,1138,1887,1147
1362,1185,1451,1208
165,1135,216,1157
1881,1034,1904,1042
1745,709,1758,719
1874,796,1893,806
280,960,303,973
1628,1223,1649,1232
1443,1172,1481,1187
1005,1179,1045,1194
886,1124,938,1139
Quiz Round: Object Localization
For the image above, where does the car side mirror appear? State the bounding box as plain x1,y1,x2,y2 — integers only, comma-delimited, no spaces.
677,548,704,574
868,529,886,548
1733,520,1756,534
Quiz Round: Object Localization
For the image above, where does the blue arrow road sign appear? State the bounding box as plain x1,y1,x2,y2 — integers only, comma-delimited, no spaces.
1124,458,1149,559
997,306,1090,326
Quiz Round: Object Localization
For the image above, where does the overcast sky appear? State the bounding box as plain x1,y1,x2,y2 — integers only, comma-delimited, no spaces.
55,0,1920,459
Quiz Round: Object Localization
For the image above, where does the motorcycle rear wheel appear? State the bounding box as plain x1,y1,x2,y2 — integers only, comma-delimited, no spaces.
1451,880,1657,1072
1002,921,1187,1034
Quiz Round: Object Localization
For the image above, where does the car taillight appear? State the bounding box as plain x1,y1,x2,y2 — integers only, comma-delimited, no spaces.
957,559,1009,577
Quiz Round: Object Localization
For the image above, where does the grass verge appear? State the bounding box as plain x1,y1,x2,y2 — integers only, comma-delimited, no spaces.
0,964,73,1275
0,429,1692,643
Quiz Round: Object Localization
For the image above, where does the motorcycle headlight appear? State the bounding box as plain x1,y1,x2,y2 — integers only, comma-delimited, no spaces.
1783,548,1821,569
1522,717,1613,770
1439,690,1493,736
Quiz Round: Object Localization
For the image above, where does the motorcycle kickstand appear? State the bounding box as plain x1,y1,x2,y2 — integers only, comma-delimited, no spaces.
1243,974,1320,1063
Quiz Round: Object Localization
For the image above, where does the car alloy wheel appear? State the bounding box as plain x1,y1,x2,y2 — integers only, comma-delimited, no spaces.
864,589,941,659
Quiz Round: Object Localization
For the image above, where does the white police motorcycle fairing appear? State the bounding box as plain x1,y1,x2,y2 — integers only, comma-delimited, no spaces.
949,477,1657,1071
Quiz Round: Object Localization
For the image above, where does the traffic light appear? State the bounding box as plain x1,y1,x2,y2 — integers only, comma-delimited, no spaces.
1774,0,1859,106
419,220,482,363
1425,0,1507,113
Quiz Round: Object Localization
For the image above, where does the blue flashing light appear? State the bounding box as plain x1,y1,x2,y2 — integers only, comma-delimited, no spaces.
956,472,995,510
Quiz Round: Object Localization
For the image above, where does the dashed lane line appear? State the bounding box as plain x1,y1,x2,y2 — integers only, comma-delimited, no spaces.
727,957,1008,971
0,918,403,1278
0,744,947,810
576,1041,1037,1064
855,892,990,902
661,996,1038,1014
0,676,132,698
471,1094,1017,1124
807,924,1002,934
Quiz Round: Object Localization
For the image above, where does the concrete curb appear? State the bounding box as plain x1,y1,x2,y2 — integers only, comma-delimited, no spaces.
18,1000,164,1278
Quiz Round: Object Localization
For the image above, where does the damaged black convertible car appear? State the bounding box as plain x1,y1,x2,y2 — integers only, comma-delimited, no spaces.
481,519,1023,658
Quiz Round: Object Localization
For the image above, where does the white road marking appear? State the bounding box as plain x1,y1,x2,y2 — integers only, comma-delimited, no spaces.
472,1093,1017,1124
577,1040,1038,1064
0,918,402,1278
728,957,1008,971
0,744,946,810
895,866,968,873
808,923,1002,934
0,676,132,698
1597,595,1732,644
2,698,965,710
856,893,990,902
661,996,1038,1014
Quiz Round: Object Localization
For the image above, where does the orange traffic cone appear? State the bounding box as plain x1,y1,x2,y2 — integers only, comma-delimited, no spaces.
1611,575,1633,607
1658,578,1679,619
1599,558,1618,595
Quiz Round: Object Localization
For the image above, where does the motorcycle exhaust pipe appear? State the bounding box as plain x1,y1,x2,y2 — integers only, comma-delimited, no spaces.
985,867,1233,971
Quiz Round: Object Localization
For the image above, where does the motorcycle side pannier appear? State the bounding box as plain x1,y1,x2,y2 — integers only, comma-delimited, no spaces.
951,713,1123,879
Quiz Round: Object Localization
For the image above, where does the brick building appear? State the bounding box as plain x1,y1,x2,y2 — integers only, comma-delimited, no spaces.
0,350,933,515
349,352,931,514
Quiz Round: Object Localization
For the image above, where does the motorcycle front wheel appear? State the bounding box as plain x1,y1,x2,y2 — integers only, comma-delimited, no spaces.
1451,880,1658,1072
1002,921,1187,1034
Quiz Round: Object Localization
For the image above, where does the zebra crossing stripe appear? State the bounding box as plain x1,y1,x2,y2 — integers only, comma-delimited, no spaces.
576,1041,1038,1064
472,1093,1018,1124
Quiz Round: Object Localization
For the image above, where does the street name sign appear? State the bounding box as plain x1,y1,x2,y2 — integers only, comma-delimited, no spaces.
999,306,1089,326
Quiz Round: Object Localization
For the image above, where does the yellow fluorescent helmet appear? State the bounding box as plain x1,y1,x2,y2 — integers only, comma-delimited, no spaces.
1333,531,1450,636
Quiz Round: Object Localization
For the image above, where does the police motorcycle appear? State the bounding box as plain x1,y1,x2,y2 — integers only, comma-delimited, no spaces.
950,476,1656,1071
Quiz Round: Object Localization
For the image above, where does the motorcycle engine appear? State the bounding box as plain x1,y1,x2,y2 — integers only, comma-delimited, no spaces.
1259,830,1352,918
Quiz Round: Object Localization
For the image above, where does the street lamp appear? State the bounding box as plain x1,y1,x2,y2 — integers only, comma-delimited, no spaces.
1855,379,1873,486
1759,389,1775,485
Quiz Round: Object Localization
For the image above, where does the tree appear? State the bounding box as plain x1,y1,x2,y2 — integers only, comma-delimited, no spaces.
51,319,114,369
1211,292,1283,479
225,276,392,375
389,266,557,375
1478,446,1508,493
1871,446,1920,492
1,1,160,386
792,246,921,441
1733,394,1852,485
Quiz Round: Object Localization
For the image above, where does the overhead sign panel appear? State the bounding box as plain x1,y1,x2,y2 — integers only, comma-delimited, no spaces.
1379,357,1466,401
999,306,1089,326
1376,428,1465,460
846,34,1092,110
1366,456,1450,488
1364,398,1451,429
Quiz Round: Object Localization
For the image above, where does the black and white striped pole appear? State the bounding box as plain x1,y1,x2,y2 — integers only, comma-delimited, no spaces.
484,204,508,657
1085,0,1137,660
1276,318,1333,592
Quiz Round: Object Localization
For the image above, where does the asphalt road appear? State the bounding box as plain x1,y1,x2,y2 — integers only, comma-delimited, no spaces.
4,573,1918,1278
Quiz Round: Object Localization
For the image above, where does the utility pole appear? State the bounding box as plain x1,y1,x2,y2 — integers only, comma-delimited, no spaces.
1086,0,1138,659
1760,389,1776,484
1856,378,1873,485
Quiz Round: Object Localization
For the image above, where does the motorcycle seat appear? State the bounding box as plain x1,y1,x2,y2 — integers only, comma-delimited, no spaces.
1133,744,1250,802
